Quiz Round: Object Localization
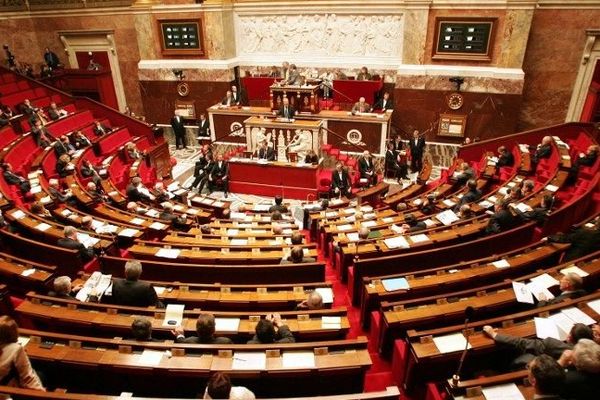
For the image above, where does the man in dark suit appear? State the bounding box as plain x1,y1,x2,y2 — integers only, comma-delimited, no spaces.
358,150,377,186
537,272,586,307
403,213,426,233
43,47,60,69
547,217,600,261
172,314,233,344
568,144,599,184
48,178,74,203
281,246,316,265
512,193,553,226
48,275,82,300
209,154,229,197
54,135,75,157
221,90,235,106
231,85,246,106
109,260,161,308
559,339,600,400
126,177,155,202
170,111,187,150
92,120,110,137
2,163,30,193
532,136,553,169
57,226,95,262
269,195,288,213
529,355,567,400
483,323,592,369
373,92,393,111
31,119,52,148
247,314,295,344
159,202,187,230
256,140,275,161
496,145,515,168
409,129,426,173
456,179,481,209
486,199,518,234
197,113,210,139
331,162,351,197
454,162,475,186
276,97,295,119
187,153,208,191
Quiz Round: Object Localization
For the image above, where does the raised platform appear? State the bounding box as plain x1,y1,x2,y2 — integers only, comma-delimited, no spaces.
228,158,319,200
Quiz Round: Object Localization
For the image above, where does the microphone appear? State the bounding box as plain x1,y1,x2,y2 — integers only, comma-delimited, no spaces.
452,306,475,386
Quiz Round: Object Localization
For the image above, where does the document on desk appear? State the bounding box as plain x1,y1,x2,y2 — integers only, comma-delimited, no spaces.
346,232,359,242
432,333,471,354
227,229,239,235
118,228,139,237
382,217,395,223
512,281,534,304
155,248,181,259
514,203,533,213
76,233,100,248
162,304,185,327
559,265,589,277
34,222,52,231
230,239,248,246
149,222,167,230
435,210,459,226
442,199,456,207
382,277,410,292
232,352,266,370
21,268,35,277
491,259,511,269
561,307,595,326
321,316,342,329
153,286,166,295
409,234,429,244
481,383,525,400
130,217,145,225
361,220,377,228
529,273,560,289
282,351,316,369
588,299,600,315
534,317,561,340
215,318,241,332
145,209,160,218
548,313,573,341
315,287,334,304
384,236,410,249
11,209,26,219
526,281,554,302
337,224,352,231
138,349,164,366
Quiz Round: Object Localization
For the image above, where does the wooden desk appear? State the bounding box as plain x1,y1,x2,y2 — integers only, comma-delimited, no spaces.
270,84,320,113
355,182,389,206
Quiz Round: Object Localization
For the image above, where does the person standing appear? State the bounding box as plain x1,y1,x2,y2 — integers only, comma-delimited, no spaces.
170,111,187,150
409,130,426,173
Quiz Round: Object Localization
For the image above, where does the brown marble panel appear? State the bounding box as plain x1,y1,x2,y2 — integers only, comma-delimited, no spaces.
392,88,521,144
139,80,231,124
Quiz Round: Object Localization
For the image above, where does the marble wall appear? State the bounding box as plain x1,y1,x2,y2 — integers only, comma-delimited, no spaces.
518,9,600,130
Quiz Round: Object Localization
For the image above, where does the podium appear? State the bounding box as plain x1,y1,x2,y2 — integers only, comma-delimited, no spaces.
270,84,320,114
243,116,323,161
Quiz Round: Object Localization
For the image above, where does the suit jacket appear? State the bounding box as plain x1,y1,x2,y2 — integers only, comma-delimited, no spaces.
160,211,186,227
277,105,296,119
32,127,51,147
410,137,426,159
109,278,159,307
286,70,301,85
385,149,398,167
257,147,275,161
170,116,185,136
561,369,600,400
193,158,208,177
538,289,587,307
210,161,228,179
74,136,92,149
407,221,427,233
269,204,288,213
56,159,71,178
494,333,572,360
515,205,550,226
48,108,62,121
247,324,295,344
549,227,600,261
576,152,598,168
0,342,44,390
93,124,109,136
534,144,552,162
3,170,25,186
175,335,232,345
459,188,482,205
49,186,70,203
455,168,475,185
486,209,518,234
54,141,70,157
358,157,374,178
331,169,350,190
57,237,94,261
197,119,210,137
352,102,371,113
305,154,319,164
221,96,235,106
373,98,393,111
356,72,372,81
44,51,59,68
125,184,152,202
497,152,515,168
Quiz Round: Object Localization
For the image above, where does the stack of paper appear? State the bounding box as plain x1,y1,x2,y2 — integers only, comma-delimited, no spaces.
130,217,145,225
546,184,559,192
361,220,377,228
230,239,248,246
155,248,181,259
390,224,404,234
315,287,334,304
346,232,359,242
588,299,600,315
382,217,395,223
150,222,167,230
436,210,459,226
321,316,342,329
514,203,532,213
35,222,52,231
162,304,185,327
384,236,410,249
232,352,266,370
433,333,471,353
76,233,100,249
535,317,561,340
21,268,36,277
282,352,316,369
145,209,160,217
560,265,589,277
11,210,26,219
442,199,456,207
382,277,410,292
227,229,239,235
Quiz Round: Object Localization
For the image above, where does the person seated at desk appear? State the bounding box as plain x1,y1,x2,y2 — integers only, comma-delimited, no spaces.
55,154,74,178
197,113,210,139
496,145,515,169
281,246,316,264
20,99,38,117
126,201,150,216
271,211,283,222
54,135,75,158
290,231,304,245
359,150,377,186
31,119,52,148
304,149,319,164
331,162,351,198
535,272,586,307
456,179,482,209
30,201,51,219
483,323,593,369
160,202,187,230
126,176,155,202
203,372,255,400
485,199,518,234
108,260,161,308
531,136,554,169
296,290,323,310
221,90,236,107
568,144,599,184
0,316,45,391
269,65,280,78
529,354,567,400
125,141,144,160
92,120,111,137
255,140,275,161
373,92,393,111
512,193,553,226
187,152,212,193
385,142,407,181
247,314,295,344
131,318,160,342
546,217,600,261
521,179,535,197
2,162,30,194
48,178,74,203
458,204,474,219
275,97,295,119
172,314,233,345
0,108,10,128
269,195,288,213
72,130,92,149
356,66,372,81
48,275,83,300
352,97,371,114
208,154,229,197
152,182,171,204
231,85,245,106
57,225,94,261
85,182,106,204
47,101,67,121
80,159,102,186
454,162,475,186
402,213,426,233
557,339,600,400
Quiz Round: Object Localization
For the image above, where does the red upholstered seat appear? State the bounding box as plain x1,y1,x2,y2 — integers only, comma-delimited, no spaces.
391,339,408,387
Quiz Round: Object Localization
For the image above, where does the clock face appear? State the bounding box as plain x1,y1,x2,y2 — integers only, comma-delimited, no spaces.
448,92,464,110
177,82,190,97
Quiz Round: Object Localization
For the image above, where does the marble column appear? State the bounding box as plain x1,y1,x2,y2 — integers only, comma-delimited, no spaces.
497,4,535,68
402,0,431,65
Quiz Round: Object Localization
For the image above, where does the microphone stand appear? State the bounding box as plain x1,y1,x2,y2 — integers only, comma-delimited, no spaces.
452,307,474,387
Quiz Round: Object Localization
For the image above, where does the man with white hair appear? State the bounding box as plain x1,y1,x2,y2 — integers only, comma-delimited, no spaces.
352,97,371,113
108,260,161,307
48,276,82,300
152,182,170,203
558,339,600,399
159,202,187,230
358,150,377,186
57,226,94,261
125,177,155,202
48,178,73,203
537,272,586,306
296,290,324,310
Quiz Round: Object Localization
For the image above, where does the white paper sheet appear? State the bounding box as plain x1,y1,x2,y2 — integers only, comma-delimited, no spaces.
153,286,166,295
548,313,574,341
282,351,316,369
162,304,185,327
534,317,561,340
530,273,560,289
492,259,511,269
561,307,596,326
346,232,359,242
436,210,459,226
526,281,555,302
35,222,52,231
138,350,164,366
150,222,167,230
546,184,559,192
155,248,181,259
384,236,410,250
481,383,525,400
76,233,100,248
130,217,145,225
118,228,139,237
560,265,589,277
382,277,410,292
227,229,239,235
11,210,26,219
442,199,456,207
21,268,35,277
382,217,395,223
514,203,533,213
409,234,429,244
232,352,266,370
321,316,342,329
432,333,471,354
315,287,334,304
337,224,352,231
512,281,534,304
230,239,248,246
587,299,600,315
215,318,241,332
